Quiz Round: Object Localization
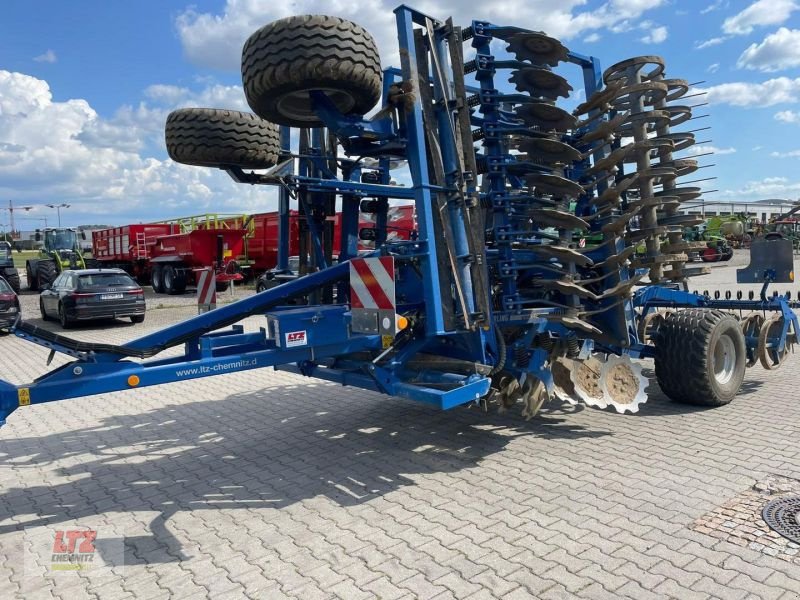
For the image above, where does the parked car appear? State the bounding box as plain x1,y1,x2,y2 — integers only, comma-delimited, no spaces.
0,276,21,332
255,256,302,293
39,269,146,328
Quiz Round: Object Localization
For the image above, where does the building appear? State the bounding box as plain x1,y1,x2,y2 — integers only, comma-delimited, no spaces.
679,200,798,223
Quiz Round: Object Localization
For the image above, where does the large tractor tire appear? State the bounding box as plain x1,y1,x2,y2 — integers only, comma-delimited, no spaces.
162,265,187,295
26,262,39,291
242,15,382,127
165,108,280,169
37,260,58,289
150,265,165,294
654,309,746,406
4,271,21,294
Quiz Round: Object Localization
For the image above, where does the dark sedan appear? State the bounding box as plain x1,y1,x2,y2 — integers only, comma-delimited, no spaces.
0,276,21,331
40,269,146,328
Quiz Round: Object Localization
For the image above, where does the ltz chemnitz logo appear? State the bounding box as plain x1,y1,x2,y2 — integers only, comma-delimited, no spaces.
24,525,123,577
50,529,97,571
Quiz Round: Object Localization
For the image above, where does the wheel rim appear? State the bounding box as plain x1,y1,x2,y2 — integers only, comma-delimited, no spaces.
164,269,173,289
276,88,356,123
712,334,736,385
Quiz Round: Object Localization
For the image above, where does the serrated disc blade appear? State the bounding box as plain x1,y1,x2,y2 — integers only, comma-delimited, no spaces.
515,137,583,163
510,68,572,100
525,173,585,199
599,355,649,413
506,32,569,66
514,101,578,131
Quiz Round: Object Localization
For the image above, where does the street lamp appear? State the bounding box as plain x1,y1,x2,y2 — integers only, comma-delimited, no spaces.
45,203,71,227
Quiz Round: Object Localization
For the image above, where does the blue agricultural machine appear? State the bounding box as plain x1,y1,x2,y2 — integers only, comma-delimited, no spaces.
1,5,798,427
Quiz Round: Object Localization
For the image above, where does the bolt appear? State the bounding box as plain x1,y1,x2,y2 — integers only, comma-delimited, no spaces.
73,366,83,375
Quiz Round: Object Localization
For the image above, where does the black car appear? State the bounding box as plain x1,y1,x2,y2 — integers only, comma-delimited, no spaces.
39,269,146,328
0,276,21,332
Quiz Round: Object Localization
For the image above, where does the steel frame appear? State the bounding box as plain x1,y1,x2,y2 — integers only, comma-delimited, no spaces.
1,4,797,427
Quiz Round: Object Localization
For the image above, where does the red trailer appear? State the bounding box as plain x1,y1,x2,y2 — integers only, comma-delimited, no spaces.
92,224,179,279
241,205,416,272
92,225,246,295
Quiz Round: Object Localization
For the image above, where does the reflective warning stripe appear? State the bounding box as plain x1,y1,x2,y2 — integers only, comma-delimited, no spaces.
349,257,395,310
197,269,216,306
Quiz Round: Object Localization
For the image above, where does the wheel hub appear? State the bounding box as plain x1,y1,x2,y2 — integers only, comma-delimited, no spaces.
712,334,736,385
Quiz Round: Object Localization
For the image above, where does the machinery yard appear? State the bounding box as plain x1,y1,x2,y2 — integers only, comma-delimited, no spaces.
2,2,800,599
1,254,800,599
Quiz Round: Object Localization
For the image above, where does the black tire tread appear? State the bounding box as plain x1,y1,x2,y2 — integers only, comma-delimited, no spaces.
654,308,744,406
4,272,21,294
37,260,57,288
165,108,280,169
242,15,382,126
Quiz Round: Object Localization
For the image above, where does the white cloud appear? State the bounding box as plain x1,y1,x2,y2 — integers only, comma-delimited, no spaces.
737,28,800,72
686,145,736,156
176,0,668,72
723,176,800,198
722,0,798,35
33,50,57,64
700,0,724,14
696,36,727,49
584,32,601,43
707,63,720,73
770,149,800,158
700,77,800,107
776,110,800,123
0,70,277,224
640,25,667,44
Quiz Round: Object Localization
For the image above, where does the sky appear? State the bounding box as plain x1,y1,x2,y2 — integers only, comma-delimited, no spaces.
2,0,800,228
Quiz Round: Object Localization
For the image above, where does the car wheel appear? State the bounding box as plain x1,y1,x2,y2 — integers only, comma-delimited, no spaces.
130,315,145,324
58,304,72,329
40,298,49,321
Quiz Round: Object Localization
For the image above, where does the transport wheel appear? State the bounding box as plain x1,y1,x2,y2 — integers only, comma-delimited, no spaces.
173,268,187,294
130,315,145,324
165,108,280,169
58,303,72,329
654,309,746,406
215,281,230,293
26,262,38,291
5,271,21,294
242,15,382,127
720,247,733,261
37,260,57,289
162,265,183,295
83,258,100,268
150,265,164,294
39,298,49,321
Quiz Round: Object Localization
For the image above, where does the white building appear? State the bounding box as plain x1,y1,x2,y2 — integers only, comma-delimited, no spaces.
679,200,799,223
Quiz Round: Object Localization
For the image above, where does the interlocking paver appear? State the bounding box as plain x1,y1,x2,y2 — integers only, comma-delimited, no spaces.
2,258,800,598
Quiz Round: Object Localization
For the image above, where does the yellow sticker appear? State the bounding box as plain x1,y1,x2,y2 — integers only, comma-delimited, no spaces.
381,335,393,349
18,388,31,406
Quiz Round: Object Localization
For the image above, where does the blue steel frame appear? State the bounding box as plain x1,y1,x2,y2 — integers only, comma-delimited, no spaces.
0,4,797,428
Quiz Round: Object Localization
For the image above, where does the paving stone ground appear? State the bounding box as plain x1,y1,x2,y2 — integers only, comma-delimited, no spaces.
1,254,799,599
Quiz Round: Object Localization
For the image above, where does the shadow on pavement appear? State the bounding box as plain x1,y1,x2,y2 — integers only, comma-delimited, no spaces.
0,382,611,564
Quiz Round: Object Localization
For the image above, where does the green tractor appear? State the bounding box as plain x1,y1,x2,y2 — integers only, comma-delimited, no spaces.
25,228,96,291
0,241,21,293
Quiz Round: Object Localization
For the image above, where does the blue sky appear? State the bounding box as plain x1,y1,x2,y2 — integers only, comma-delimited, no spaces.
1,0,800,228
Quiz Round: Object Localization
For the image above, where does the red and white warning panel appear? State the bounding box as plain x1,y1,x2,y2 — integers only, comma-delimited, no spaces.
196,267,216,313
349,257,396,336
349,257,395,310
